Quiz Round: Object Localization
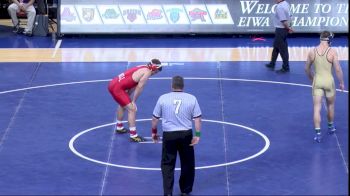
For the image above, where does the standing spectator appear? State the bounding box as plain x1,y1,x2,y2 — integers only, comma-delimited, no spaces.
8,0,36,36
151,76,202,195
108,59,163,142
265,0,293,73
305,31,345,143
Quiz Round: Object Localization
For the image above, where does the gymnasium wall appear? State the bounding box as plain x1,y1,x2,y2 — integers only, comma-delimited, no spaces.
57,0,348,34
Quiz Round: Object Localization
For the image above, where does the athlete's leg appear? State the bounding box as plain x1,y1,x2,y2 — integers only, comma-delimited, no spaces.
117,105,125,121
313,95,322,142
125,103,144,142
325,95,336,134
325,95,335,123
109,86,130,134
115,105,128,133
313,95,322,128
125,103,136,128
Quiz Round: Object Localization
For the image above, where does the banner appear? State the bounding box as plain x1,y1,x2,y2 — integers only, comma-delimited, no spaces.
58,0,349,34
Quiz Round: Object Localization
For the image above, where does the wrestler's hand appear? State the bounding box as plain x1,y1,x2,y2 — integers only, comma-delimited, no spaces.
152,133,159,143
131,102,137,112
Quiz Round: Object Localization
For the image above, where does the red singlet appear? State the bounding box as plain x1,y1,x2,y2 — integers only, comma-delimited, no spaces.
108,65,148,107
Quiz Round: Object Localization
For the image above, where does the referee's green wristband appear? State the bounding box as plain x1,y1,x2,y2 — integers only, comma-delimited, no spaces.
195,131,201,137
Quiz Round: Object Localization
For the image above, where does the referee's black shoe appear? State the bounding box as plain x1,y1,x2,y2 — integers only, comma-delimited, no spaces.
265,63,275,69
276,68,290,73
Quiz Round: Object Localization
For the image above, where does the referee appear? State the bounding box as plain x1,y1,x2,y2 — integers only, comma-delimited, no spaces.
151,76,202,196
265,0,293,73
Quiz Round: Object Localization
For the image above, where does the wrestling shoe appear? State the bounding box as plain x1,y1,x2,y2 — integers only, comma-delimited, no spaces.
130,135,145,142
314,133,322,143
328,125,336,135
115,127,129,134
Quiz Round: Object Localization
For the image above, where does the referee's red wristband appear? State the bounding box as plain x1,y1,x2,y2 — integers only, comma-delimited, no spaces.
152,128,157,134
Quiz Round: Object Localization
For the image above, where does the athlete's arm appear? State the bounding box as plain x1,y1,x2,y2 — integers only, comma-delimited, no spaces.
305,50,315,81
190,117,202,146
330,49,345,90
132,70,152,103
151,116,160,143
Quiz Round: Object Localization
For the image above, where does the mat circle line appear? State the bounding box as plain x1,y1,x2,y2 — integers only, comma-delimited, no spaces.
68,119,270,171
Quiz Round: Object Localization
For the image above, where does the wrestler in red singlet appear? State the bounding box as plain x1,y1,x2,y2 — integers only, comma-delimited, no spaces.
107,59,162,142
108,65,148,107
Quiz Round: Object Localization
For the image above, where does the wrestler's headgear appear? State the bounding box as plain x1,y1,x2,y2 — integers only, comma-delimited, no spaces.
320,31,334,45
148,59,162,71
